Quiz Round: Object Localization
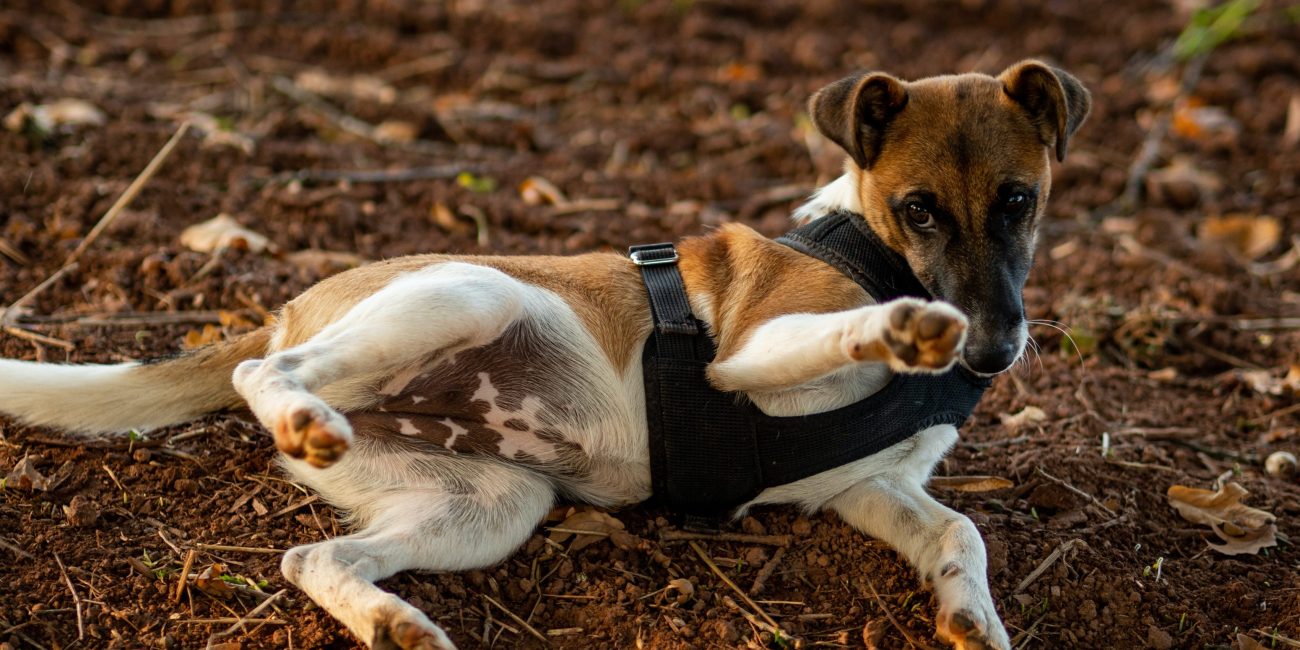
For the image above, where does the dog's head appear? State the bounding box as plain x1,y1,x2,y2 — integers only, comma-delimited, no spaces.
809,60,1090,375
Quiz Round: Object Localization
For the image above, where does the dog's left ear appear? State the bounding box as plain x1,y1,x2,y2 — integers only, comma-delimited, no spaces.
999,60,1091,162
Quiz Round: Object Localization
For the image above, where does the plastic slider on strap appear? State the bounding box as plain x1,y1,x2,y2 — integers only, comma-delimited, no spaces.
629,243,679,266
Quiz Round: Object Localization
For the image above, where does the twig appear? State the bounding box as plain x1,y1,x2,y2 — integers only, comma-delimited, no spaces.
17,310,229,328
660,530,793,546
205,589,288,648
1036,468,1117,518
264,164,474,186
174,549,197,603
865,577,938,650
1015,539,1085,594
689,541,785,635
53,552,85,641
1111,426,1199,439
481,593,550,646
0,537,33,559
749,546,786,596
192,543,284,555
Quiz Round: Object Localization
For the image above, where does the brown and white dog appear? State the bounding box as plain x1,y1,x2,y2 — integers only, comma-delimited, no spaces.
0,60,1088,649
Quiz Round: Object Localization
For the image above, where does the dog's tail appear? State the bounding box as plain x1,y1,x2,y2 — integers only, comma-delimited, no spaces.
0,328,270,435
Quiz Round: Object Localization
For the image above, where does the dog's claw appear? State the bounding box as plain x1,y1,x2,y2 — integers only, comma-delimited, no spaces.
880,299,968,372
937,607,1010,650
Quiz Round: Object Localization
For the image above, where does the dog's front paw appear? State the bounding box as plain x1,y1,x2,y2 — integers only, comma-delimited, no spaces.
273,400,353,468
936,604,1011,650
877,299,967,373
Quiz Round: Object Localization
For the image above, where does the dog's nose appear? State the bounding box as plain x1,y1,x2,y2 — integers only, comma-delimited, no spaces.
964,340,1017,375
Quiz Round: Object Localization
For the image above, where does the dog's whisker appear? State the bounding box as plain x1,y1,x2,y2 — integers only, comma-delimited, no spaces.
1027,319,1086,370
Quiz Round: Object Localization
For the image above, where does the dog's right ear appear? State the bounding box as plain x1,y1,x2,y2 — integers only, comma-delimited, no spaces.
808,72,909,170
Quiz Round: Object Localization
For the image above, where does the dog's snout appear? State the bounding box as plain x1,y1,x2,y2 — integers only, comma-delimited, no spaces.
964,339,1018,375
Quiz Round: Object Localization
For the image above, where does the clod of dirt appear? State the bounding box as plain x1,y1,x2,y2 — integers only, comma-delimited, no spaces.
790,516,813,536
1146,624,1174,649
5,456,49,491
1266,451,1297,479
63,494,99,528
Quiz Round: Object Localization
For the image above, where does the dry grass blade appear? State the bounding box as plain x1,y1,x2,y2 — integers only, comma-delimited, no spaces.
688,541,786,636
205,588,287,649
174,549,197,603
52,552,84,641
482,593,550,646
865,577,938,650
1015,538,1085,594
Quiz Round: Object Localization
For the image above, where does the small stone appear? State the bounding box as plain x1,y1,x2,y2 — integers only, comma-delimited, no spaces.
791,517,813,536
740,516,765,535
1146,624,1173,649
713,620,739,643
63,494,100,528
133,448,152,463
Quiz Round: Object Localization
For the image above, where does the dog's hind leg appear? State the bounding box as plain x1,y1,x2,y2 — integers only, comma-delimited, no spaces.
828,426,1010,650
232,262,526,467
280,456,554,649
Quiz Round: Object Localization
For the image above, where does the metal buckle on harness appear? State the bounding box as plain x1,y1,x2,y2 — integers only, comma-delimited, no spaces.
628,243,679,266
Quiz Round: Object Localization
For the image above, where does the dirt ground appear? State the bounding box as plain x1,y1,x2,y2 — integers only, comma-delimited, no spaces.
1,1,1299,648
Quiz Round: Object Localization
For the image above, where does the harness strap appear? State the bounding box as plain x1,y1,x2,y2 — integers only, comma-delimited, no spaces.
631,243,761,522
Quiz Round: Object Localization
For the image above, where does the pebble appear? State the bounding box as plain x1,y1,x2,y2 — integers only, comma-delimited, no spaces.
1146,624,1173,649
791,516,813,536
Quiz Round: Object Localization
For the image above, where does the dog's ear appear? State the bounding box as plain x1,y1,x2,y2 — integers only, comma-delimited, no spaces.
999,60,1091,162
808,71,909,169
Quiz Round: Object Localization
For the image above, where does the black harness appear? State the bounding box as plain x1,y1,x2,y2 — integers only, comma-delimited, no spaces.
632,210,990,523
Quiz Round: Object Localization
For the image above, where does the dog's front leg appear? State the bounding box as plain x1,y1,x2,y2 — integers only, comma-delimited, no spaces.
830,466,1010,650
707,297,967,393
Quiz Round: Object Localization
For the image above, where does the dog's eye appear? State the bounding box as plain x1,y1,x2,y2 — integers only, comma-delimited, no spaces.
905,202,936,229
1001,192,1029,216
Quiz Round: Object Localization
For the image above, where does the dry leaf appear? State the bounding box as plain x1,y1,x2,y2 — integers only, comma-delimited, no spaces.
195,564,235,599
183,324,223,349
667,578,694,604
5,456,49,491
1239,365,1300,396
1198,215,1282,261
929,475,1015,492
429,202,473,235
180,214,274,254
286,250,368,276
1145,157,1222,208
218,310,258,332
372,120,419,143
1172,98,1239,140
1285,93,1300,149
549,510,625,552
294,69,398,104
1167,482,1277,556
520,176,568,206
1000,406,1047,431
1237,633,1268,650
4,99,106,133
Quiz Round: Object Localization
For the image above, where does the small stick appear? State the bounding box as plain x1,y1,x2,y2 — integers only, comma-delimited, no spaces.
174,549,197,603
689,541,784,635
481,593,550,646
266,164,473,185
660,530,793,546
749,546,785,596
186,617,286,625
1015,538,1085,594
53,552,85,641
0,538,34,559
192,543,284,555
865,578,937,650
1035,468,1116,518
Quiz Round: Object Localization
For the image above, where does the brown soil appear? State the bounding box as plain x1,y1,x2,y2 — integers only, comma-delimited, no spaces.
2,1,1299,649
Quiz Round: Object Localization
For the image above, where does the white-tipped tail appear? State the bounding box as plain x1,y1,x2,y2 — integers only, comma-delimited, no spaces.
0,329,269,436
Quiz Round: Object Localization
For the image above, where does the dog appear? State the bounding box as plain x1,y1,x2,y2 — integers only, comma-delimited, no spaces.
0,59,1088,649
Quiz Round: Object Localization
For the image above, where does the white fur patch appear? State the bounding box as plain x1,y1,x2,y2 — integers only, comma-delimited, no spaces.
792,172,861,223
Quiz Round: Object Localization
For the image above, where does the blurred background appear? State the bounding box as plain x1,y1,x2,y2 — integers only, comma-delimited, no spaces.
0,1,1297,648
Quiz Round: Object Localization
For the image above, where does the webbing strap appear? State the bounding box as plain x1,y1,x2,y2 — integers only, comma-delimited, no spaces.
631,243,762,519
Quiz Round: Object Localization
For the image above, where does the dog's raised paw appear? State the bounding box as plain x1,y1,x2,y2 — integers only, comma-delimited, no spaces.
937,607,1010,650
879,299,968,372
272,402,353,468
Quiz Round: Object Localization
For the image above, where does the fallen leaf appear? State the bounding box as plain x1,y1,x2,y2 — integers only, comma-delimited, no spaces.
183,324,223,349
195,564,235,599
667,578,694,604
372,120,419,143
929,475,1015,492
1285,93,1300,148
1237,633,1268,650
294,69,398,104
180,214,274,254
1000,406,1047,431
5,456,49,491
549,510,625,552
285,250,368,276
1145,157,1222,208
1198,214,1282,261
1239,365,1300,396
3,99,106,134
1167,482,1277,556
1148,367,1180,382
218,310,258,332
1172,98,1239,140
520,176,568,206
429,202,472,235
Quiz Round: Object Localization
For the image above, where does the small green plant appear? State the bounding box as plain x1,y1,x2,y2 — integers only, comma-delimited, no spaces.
1174,0,1260,60
456,172,498,194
